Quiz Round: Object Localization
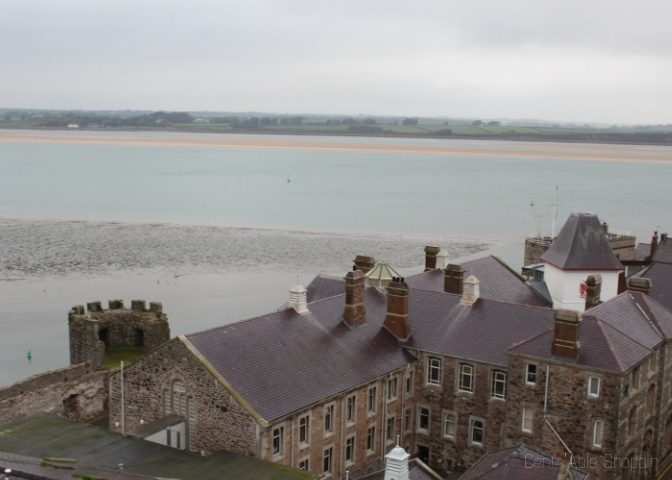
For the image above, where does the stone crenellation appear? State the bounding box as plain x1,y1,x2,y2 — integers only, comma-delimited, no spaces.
69,299,170,368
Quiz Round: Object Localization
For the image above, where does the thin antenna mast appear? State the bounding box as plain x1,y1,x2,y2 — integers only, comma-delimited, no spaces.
550,186,561,238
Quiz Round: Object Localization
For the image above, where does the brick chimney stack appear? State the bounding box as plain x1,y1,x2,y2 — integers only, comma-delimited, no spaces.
584,274,602,310
601,222,609,234
628,277,652,296
423,246,441,272
551,309,581,360
443,264,466,295
354,255,376,274
651,231,658,258
384,277,411,340
343,266,366,326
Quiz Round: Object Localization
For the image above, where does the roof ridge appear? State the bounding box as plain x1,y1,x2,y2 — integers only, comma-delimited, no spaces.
411,287,555,312
636,294,667,337
591,312,657,353
491,255,528,283
593,317,625,372
506,327,554,352
640,294,672,337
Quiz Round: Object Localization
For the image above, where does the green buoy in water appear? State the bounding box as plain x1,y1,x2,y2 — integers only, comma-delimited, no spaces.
27,350,32,360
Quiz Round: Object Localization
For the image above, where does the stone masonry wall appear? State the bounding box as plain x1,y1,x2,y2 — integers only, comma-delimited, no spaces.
412,352,508,476
505,354,624,480
108,337,258,457
0,368,109,425
258,367,413,479
69,300,170,368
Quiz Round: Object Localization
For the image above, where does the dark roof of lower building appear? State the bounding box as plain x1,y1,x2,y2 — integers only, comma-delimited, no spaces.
508,292,672,372
186,288,415,422
0,413,316,480
633,261,672,312
0,451,149,480
460,443,588,480
652,236,672,264
635,242,652,261
405,256,550,307
540,213,624,271
306,274,346,303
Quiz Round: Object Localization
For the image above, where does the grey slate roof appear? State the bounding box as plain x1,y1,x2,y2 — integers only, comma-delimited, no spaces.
460,444,588,480
405,256,550,307
306,274,345,303
0,413,316,480
653,236,672,264
633,262,672,312
186,288,415,422
509,292,672,372
635,242,652,261
404,290,556,367
540,213,624,271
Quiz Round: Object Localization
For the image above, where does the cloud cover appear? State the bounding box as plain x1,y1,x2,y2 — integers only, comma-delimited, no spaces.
1,0,671,123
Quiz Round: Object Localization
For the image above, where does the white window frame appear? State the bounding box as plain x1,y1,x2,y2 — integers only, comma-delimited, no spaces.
386,416,395,442
346,395,356,422
299,415,309,444
459,363,475,393
387,377,398,401
526,364,537,385
427,357,442,386
345,436,355,464
406,371,414,394
368,386,376,413
522,407,534,433
324,404,334,433
470,418,484,446
323,447,332,474
491,370,507,399
299,459,309,470
588,377,600,398
418,406,430,433
366,426,375,452
443,411,457,439
272,426,284,456
593,419,603,448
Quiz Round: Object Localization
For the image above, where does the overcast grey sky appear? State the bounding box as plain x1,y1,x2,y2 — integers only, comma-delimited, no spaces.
1,0,671,123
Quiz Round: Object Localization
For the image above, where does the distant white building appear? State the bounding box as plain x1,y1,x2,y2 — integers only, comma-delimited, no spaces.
541,212,624,311
67,123,79,128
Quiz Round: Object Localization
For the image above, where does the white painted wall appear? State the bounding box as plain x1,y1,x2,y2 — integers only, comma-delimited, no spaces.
544,263,621,312
144,421,187,450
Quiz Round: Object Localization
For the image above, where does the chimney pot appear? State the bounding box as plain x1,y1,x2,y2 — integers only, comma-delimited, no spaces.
551,309,581,360
343,269,365,326
423,246,441,272
628,277,652,296
443,264,465,295
584,274,602,310
354,255,376,274
384,280,411,340
651,231,658,257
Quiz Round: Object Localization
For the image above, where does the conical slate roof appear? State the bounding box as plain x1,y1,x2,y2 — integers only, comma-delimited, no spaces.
540,213,624,271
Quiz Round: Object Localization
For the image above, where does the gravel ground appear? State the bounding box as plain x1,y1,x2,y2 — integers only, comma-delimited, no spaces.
0,218,490,279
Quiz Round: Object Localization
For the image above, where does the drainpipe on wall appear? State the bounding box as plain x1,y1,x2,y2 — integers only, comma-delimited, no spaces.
290,415,294,468
121,361,125,436
381,375,388,468
543,362,576,480
340,394,345,477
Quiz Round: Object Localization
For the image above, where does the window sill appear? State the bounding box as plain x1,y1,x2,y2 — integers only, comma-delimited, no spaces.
524,383,537,389
324,431,334,439
521,430,533,437
416,429,430,436
488,397,506,404
443,435,456,444
469,442,484,449
456,390,474,399
424,383,442,390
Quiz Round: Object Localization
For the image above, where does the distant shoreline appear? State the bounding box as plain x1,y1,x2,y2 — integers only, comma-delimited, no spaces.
1,129,671,163
2,124,672,148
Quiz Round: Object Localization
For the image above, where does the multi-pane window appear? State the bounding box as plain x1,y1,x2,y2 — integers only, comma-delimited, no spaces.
299,416,309,443
419,407,430,431
386,417,395,441
593,420,603,448
347,395,356,422
471,420,484,444
459,364,474,393
324,405,333,432
526,364,537,384
299,459,308,470
345,437,355,463
387,377,398,400
444,413,456,438
367,427,375,451
588,377,600,397
406,371,414,394
491,370,506,399
368,387,376,412
405,409,411,431
272,427,284,455
427,357,442,385
522,408,533,433
323,447,332,474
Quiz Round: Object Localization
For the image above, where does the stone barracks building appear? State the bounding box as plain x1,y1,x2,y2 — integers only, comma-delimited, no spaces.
109,213,672,480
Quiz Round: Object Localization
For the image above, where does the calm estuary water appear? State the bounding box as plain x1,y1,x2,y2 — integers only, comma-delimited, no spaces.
1,131,671,385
